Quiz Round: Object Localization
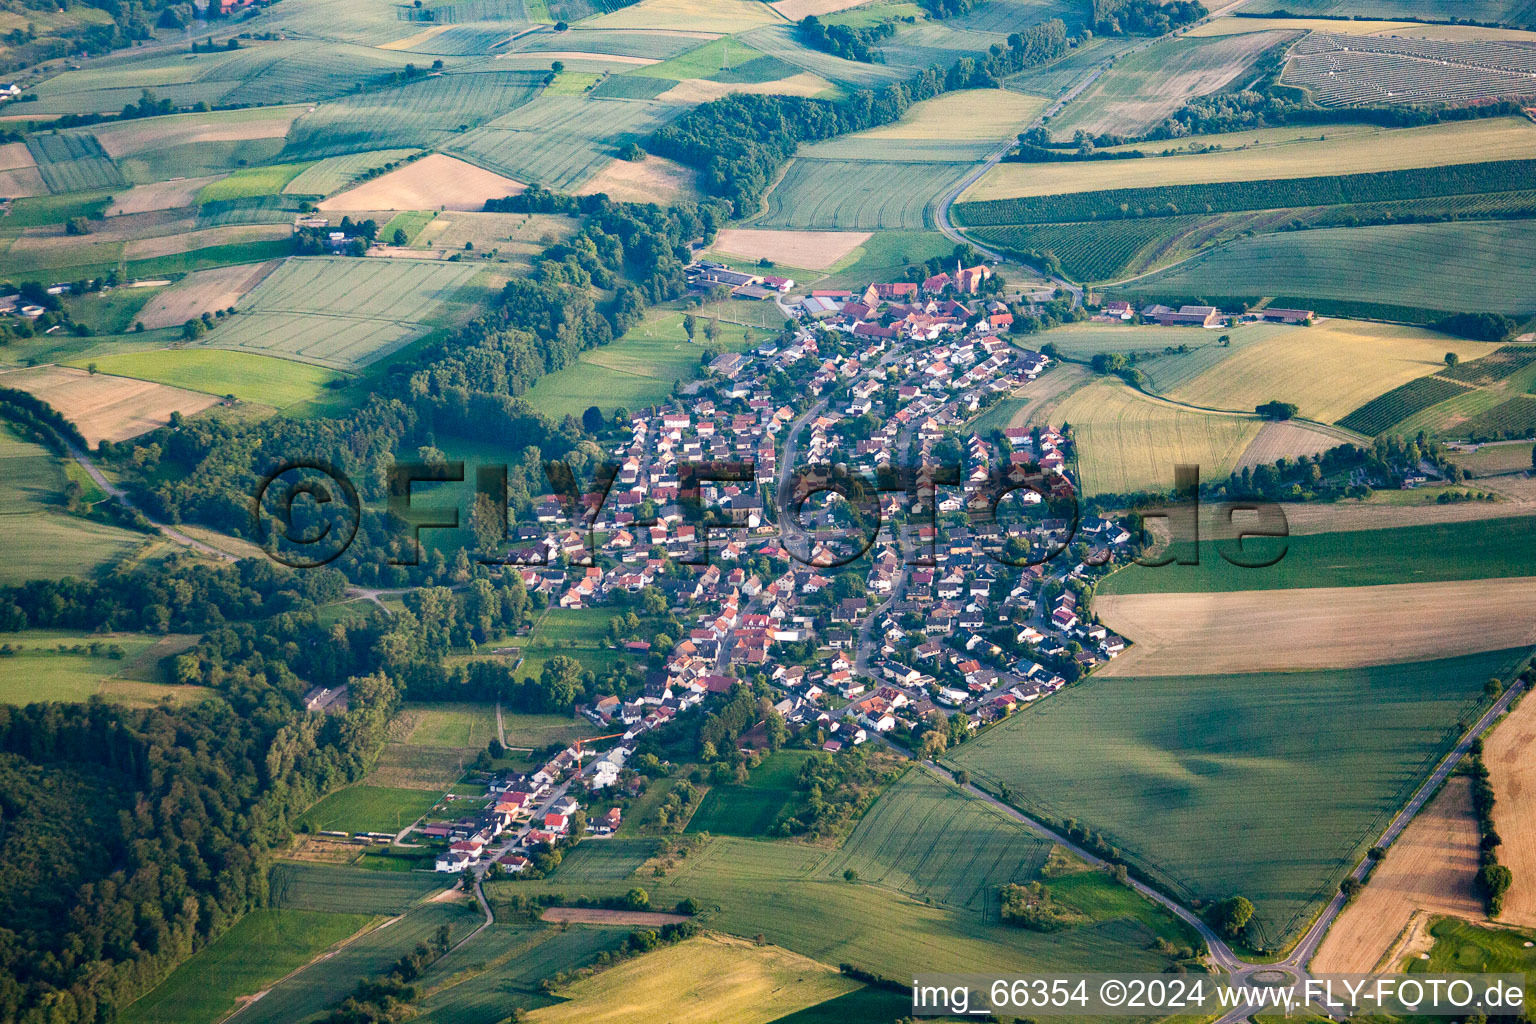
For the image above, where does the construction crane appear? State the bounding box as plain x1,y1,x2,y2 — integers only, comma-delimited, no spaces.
573,732,626,772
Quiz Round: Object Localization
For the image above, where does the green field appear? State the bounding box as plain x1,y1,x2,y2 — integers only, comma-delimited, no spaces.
269,861,447,914
283,70,546,160
196,161,314,202
446,95,686,191
943,648,1524,948
297,785,445,834
237,901,481,1024
405,701,500,748
120,908,375,1024
0,630,161,705
25,132,127,193
1120,220,1536,317
756,158,965,230
381,209,438,244
818,767,1053,914
25,40,432,117
204,256,480,370
499,709,599,749
0,424,144,585
1099,514,1536,595
489,824,1189,980
814,229,957,289
633,37,767,79
551,838,658,882
524,308,764,419
62,349,345,408
687,750,814,837
416,925,627,1024
121,138,289,184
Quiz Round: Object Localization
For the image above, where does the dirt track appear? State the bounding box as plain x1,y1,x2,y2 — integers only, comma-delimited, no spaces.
1311,777,1485,973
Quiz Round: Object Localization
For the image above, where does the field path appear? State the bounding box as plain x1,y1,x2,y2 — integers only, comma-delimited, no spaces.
69,446,238,562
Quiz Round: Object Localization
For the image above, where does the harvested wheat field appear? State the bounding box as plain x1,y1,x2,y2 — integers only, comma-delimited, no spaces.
540,907,688,925
657,72,834,104
1235,421,1348,472
90,106,304,159
510,50,661,65
0,141,45,198
1484,691,1536,928
1276,501,1536,536
525,933,857,1024
123,223,289,260
132,260,282,328
771,0,873,17
319,153,524,212
1312,777,1486,973
577,154,699,204
0,365,220,444
134,259,282,329
711,228,869,270
1095,577,1536,676
106,176,225,216
588,0,778,32
379,23,457,50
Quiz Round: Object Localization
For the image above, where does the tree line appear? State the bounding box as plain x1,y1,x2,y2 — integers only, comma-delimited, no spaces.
647,19,1071,216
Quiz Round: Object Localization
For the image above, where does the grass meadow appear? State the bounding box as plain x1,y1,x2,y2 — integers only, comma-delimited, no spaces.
687,750,814,836
0,630,159,704
237,901,480,1024
415,925,628,1024
550,839,658,883
403,701,499,748
523,308,765,419
296,785,444,834
119,909,375,1024
0,424,145,585
818,767,1053,914
491,777,1199,980
63,349,345,408
206,256,480,370
269,861,446,914
756,158,965,230
944,648,1525,949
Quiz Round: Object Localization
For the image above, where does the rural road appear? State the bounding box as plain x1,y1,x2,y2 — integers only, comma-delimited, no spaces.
68,445,239,562
923,674,1529,1023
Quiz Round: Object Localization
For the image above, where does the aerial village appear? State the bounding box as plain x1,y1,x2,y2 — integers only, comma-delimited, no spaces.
383,253,1158,880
